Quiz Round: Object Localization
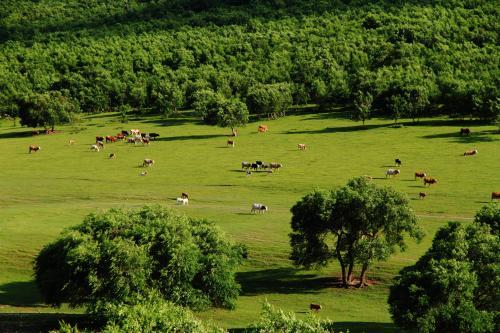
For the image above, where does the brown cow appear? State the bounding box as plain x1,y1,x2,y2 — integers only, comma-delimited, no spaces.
258,125,268,133
29,145,41,153
116,133,125,140
419,192,427,199
464,149,478,156
415,172,426,180
310,303,322,311
298,144,307,150
106,136,117,143
460,128,471,136
181,192,189,199
492,192,500,200
227,140,235,147
423,177,437,186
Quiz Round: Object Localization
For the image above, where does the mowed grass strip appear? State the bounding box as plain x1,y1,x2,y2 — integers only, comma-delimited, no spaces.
0,113,498,332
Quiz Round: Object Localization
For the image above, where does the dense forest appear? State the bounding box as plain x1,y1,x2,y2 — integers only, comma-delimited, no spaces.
0,0,498,128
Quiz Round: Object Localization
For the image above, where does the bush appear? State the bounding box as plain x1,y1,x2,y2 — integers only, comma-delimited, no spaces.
35,206,246,311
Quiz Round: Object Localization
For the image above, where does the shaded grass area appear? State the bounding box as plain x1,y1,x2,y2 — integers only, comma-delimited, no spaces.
0,113,498,332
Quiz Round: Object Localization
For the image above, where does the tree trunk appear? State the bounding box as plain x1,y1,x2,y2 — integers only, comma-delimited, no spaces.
347,262,355,285
336,248,348,288
358,263,369,288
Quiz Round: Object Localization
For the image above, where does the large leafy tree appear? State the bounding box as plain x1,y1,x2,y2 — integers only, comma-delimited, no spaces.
34,206,246,311
474,203,499,236
246,83,292,115
389,222,499,333
289,177,423,288
352,90,373,125
19,91,77,131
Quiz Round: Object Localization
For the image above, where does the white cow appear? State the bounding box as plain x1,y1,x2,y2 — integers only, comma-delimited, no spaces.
90,144,100,152
241,161,251,170
386,169,400,178
251,203,268,214
177,197,189,205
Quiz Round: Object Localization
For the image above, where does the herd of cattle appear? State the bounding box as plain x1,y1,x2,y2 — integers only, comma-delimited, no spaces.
26,125,499,215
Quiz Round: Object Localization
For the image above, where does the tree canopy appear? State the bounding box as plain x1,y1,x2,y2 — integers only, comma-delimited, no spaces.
34,206,246,311
388,221,499,333
289,177,423,288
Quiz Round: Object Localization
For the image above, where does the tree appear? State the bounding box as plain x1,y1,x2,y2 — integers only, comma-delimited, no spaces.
352,90,373,125
34,206,246,311
290,177,423,288
19,91,77,131
246,83,292,116
194,89,248,135
474,203,499,236
389,222,499,333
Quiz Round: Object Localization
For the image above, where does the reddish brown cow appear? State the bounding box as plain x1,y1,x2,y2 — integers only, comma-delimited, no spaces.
423,177,437,186
310,303,322,311
106,136,117,143
419,192,427,199
464,149,478,156
227,140,235,147
414,172,426,180
492,192,500,200
258,125,268,133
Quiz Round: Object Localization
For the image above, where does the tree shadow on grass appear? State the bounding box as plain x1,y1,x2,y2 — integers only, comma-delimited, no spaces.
282,123,388,135
0,281,43,307
155,134,228,142
0,313,95,333
0,131,34,139
237,268,342,296
420,130,499,143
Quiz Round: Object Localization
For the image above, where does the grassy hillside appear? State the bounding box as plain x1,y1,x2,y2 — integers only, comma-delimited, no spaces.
1,112,498,331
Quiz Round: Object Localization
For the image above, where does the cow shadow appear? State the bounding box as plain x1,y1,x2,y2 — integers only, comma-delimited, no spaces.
237,268,342,296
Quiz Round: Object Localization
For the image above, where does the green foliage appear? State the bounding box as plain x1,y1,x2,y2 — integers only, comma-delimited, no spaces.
246,83,293,115
51,299,226,333
388,222,499,333
352,90,373,125
194,89,248,130
290,177,423,288
249,302,341,333
19,91,77,130
34,206,245,311
474,203,500,236
1,0,495,124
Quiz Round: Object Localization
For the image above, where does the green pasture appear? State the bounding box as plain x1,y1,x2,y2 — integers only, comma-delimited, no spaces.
0,112,499,332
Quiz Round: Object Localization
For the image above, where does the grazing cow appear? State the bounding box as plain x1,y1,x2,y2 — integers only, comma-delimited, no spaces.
133,135,143,144
96,141,104,149
96,136,104,143
181,192,189,199
143,159,154,167
68,139,76,145
140,171,148,176
116,133,125,140
131,129,140,136
386,169,400,178
310,303,322,311
242,161,251,170
105,136,116,143
149,133,160,140
142,137,150,145
415,172,426,180
141,133,147,138
269,162,282,171
298,144,307,150
177,197,189,205
395,158,402,167
419,192,427,199
464,149,478,156
492,192,500,200
109,153,116,159
127,138,135,144
258,125,268,133
423,177,437,186
121,130,129,137
90,144,100,152
227,140,235,147
460,128,471,136
251,203,268,213
29,145,41,153
251,163,258,171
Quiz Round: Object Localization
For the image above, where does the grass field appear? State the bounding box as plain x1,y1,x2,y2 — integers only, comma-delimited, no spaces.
0,112,499,332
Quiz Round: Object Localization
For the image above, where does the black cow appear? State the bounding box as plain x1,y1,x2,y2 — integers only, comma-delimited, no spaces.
149,133,160,140
395,158,402,167
121,130,129,136
251,163,258,171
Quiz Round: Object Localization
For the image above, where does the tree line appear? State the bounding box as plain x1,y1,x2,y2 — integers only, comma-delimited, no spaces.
0,0,498,130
